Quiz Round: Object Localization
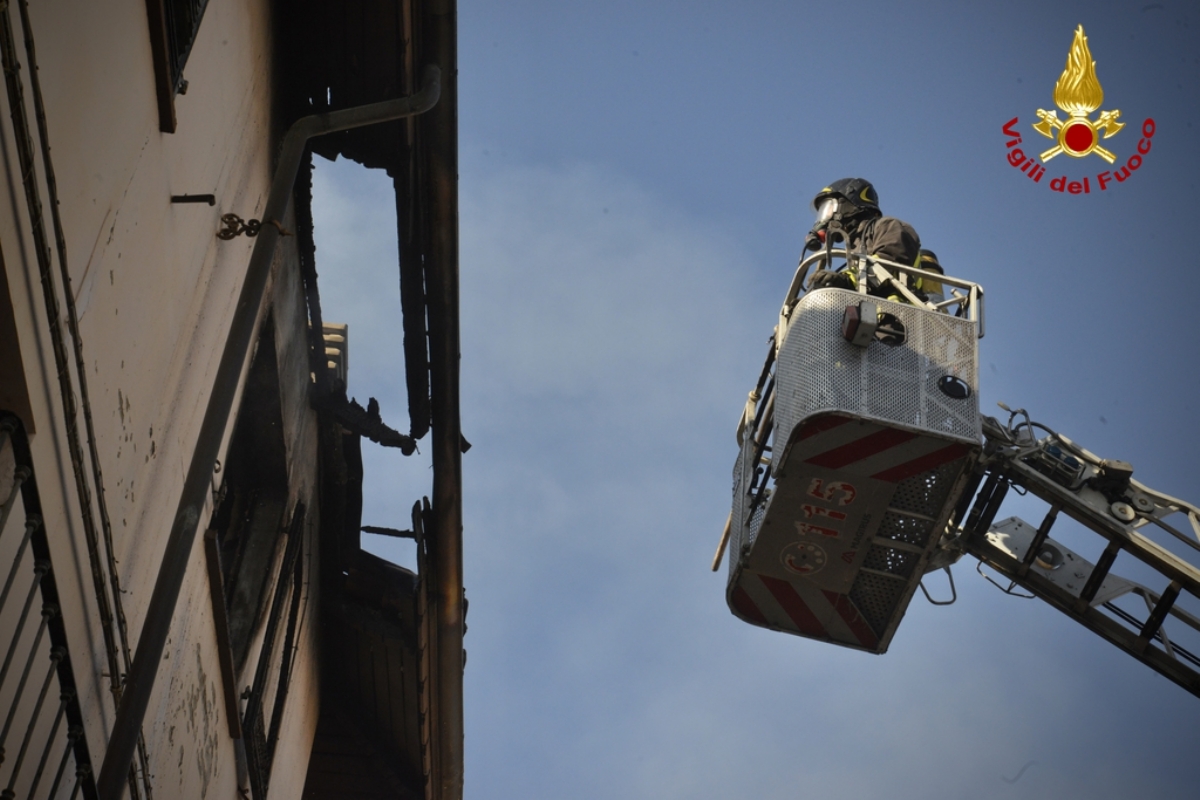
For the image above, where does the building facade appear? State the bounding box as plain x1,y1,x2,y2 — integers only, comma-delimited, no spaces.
0,2,462,798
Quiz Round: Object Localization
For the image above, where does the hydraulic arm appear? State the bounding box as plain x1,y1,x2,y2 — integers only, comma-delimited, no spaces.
949,407,1200,697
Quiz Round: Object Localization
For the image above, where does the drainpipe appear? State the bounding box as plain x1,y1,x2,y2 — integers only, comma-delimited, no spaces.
422,3,464,797
95,65,441,800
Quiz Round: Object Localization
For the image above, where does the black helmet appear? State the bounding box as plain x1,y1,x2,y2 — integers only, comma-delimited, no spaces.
812,178,880,213
917,249,944,274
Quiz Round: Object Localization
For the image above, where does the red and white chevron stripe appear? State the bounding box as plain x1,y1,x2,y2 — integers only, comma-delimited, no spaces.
793,414,970,483
730,413,978,652
731,572,879,650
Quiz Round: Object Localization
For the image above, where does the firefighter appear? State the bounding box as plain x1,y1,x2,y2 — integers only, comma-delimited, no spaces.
914,248,945,305
805,178,921,296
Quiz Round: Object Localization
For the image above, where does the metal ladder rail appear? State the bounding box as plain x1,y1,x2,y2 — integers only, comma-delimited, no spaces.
960,455,1200,698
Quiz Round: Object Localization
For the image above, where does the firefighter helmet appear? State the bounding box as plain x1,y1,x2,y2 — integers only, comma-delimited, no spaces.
812,178,880,214
917,249,944,274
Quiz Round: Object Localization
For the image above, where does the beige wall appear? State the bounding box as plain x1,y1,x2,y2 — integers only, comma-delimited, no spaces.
0,1,321,797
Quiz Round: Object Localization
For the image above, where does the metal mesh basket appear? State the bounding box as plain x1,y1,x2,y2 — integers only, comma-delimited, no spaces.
773,289,980,475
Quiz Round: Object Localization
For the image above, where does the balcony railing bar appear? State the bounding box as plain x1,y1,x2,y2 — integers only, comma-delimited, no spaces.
24,688,69,798
0,562,47,692
2,644,63,797
0,414,98,800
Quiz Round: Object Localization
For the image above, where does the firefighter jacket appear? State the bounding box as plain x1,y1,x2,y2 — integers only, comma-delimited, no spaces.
853,215,921,267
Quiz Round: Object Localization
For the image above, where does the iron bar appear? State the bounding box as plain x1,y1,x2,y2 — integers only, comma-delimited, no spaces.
26,691,70,799
1,417,97,800
0,421,29,536
0,518,38,614
2,645,63,795
0,466,29,538
0,603,55,760
46,727,80,800
0,561,48,692
96,66,441,800
169,194,215,205
69,766,86,800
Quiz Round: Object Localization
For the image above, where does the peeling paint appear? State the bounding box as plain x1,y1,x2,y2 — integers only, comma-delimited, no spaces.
189,644,220,800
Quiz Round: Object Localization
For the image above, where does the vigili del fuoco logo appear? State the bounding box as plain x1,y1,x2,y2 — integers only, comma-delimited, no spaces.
1002,25,1155,194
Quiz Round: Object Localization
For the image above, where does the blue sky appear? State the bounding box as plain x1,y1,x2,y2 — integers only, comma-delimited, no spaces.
312,2,1200,797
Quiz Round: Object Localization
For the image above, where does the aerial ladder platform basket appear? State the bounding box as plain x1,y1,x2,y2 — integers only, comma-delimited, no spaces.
721,249,985,653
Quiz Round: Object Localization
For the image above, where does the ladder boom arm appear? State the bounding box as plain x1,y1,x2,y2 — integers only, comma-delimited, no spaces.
951,411,1200,697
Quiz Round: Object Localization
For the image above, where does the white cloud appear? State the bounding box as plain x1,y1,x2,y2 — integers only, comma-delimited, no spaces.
461,161,763,403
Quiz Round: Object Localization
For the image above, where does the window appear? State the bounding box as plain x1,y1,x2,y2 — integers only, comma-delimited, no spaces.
211,318,289,671
206,317,310,796
144,0,211,132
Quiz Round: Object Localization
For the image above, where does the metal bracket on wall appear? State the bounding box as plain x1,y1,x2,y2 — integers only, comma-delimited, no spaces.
217,213,292,240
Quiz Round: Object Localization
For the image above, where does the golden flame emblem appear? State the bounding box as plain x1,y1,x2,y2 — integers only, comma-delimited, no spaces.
1032,25,1124,163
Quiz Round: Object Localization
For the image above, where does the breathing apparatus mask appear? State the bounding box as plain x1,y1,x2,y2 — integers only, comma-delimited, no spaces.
816,197,838,225
805,197,847,253
805,179,881,253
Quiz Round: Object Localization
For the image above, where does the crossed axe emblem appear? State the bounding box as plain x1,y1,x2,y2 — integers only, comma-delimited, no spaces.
1033,109,1125,164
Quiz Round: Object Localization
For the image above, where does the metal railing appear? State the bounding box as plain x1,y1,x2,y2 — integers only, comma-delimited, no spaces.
713,246,987,572
162,0,210,93
711,338,777,573
780,249,986,340
0,414,98,800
